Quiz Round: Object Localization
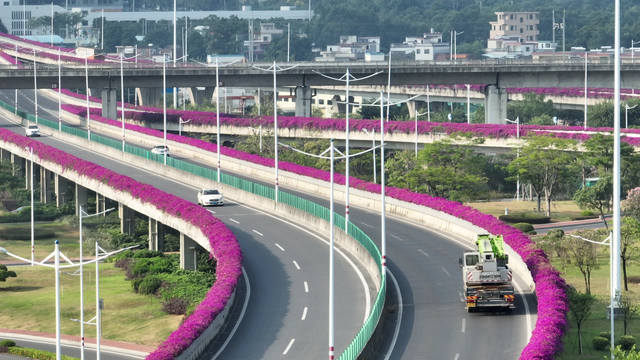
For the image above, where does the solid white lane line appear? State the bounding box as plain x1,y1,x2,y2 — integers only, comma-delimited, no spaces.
454,354,460,360
283,339,295,355
442,267,451,277
461,319,466,333
301,307,308,320
304,281,309,293
513,278,533,341
212,268,250,359
418,249,430,257
229,218,239,224
253,230,264,236
390,234,403,241
275,243,285,251
382,268,403,360
293,260,300,270
360,222,373,228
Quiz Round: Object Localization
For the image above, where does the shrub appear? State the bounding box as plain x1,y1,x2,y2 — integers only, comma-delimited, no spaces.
107,250,135,263
498,214,551,224
114,258,134,270
0,347,7,353
132,250,164,259
138,276,163,295
571,215,600,220
162,297,188,315
132,257,175,277
0,340,16,347
0,227,55,240
599,331,612,341
581,210,594,216
619,335,636,351
593,336,610,350
131,278,144,293
513,223,534,233
8,346,77,360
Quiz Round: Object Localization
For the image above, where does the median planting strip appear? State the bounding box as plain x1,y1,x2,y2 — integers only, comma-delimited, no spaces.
0,128,242,360
60,104,568,359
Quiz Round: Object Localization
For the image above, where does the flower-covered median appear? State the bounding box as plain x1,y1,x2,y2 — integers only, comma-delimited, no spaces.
62,104,568,359
0,128,242,360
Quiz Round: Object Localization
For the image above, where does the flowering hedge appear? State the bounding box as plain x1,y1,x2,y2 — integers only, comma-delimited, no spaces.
0,31,76,53
0,127,242,360
0,50,20,65
62,103,569,358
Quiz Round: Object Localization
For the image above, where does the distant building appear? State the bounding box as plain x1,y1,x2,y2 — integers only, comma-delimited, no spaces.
489,11,540,42
390,31,450,61
243,22,284,61
316,35,381,62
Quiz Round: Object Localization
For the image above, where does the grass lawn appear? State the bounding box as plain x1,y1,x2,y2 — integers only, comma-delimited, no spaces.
549,250,640,359
0,222,85,262
0,222,182,346
467,200,584,222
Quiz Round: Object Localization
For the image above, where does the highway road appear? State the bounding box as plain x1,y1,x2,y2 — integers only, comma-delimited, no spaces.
0,93,372,359
2,89,535,359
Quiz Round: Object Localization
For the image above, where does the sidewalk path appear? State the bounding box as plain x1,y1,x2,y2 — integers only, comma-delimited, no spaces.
533,217,605,229
0,328,154,358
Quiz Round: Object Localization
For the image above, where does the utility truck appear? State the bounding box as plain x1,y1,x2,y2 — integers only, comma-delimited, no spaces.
459,234,515,312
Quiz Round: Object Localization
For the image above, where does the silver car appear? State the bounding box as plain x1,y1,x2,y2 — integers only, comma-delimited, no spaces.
25,124,40,137
151,145,170,156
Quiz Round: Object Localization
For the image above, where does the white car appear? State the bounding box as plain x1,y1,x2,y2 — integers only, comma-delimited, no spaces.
197,189,224,206
25,124,40,137
151,145,170,156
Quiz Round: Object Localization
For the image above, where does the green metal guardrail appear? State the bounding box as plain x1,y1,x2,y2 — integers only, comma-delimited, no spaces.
3,99,385,360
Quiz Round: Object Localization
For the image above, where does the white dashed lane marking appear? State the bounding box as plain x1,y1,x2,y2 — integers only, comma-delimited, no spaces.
229,218,239,224
253,230,264,236
293,261,300,269
304,282,309,293
275,243,285,251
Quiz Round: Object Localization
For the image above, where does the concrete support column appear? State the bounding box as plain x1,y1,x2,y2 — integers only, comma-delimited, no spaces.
484,85,508,124
75,184,88,216
96,193,105,215
407,100,417,119
54,174,68,207
0,148,11,163
148,218,165,252
294,86,313,117
101,88,118,120
188,87,215,106
180,233,198,271
119,203,135,236
136,88,163,107
331,95,354,116
40,167,53,204
11,154,23,178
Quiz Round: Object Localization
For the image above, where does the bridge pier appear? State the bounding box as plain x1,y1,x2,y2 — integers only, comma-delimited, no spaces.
294,86,313,117
40,167,53,204
101,88,118,120
148,218,165,252
180,233,197,271
119,203,136,236
331,95,354,116
407,100,425,119
75,184,88,216
96,193,106,215
484,85,507,124
136,88,163,107
188,87,215,106
54,174,68,207
11,154,23,178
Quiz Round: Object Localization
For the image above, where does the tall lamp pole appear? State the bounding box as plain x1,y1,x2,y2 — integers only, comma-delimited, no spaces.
466,84,471,123
163,55,167,165
120,52,125,151
58,49,62,131
506,117,520,200
312,68,383,224
173,0,177,109
33,48,38,123
584,53,588,129
85,54,90,138
625,104,637,129
26,146,34,266
613,0,622,355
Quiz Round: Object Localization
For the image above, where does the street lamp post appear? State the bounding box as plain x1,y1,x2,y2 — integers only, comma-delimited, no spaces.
33,48,38,123
249,124,263,152
173,0,177,110
625,103,637,129
454,31,463,64
120,52,125,151
287,23,290,62
26,146,34,265
58,49,62,131
163,55,167,165
100,9,104,51
613,0,622,344
281,139,384,360
584,53,588,129
179,117,192,137
85,55,90,138
312,68,383,224
505,117,520,201
251,61,300,202
632,40,640,63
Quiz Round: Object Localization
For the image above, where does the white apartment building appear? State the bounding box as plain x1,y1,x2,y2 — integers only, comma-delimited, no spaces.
390,31,450,61
489,12,540,42
316,35,381,62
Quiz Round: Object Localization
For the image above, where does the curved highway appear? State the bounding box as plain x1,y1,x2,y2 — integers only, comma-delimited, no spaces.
2,89,536,359
0,92,371,359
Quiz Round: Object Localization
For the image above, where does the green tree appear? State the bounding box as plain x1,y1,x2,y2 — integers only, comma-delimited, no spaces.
386,150,419,190
621,217,640,291
623,187,640,222
573,175,612,229
471,104,485,124
0,264,17,282
588,101,615,128
617,291,640,336
407,135,488,201
529,114,555,126
568,287,596,355
611,345,640,359
507,135,578,215
566,229,603,294
186,31,207,61
507,93,555,124
263,32,313,62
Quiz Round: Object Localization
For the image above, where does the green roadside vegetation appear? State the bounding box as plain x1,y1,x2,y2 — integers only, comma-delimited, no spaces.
467,200,583,223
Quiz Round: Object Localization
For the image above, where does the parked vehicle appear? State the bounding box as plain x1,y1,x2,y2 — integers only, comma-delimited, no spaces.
197,189,224,206
460,234,515,312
